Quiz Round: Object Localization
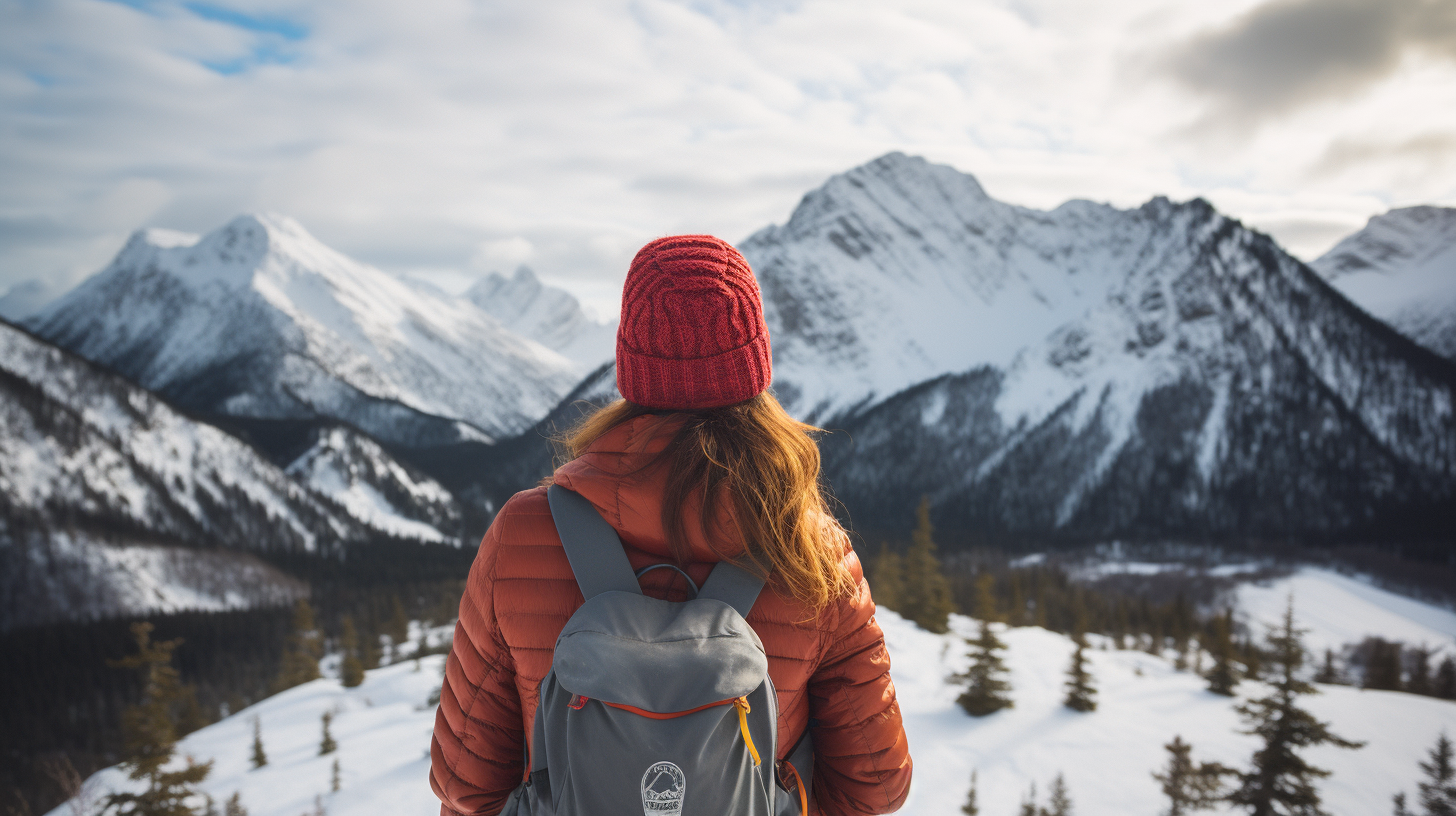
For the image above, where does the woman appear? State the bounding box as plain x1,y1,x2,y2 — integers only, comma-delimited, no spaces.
430,235,912,816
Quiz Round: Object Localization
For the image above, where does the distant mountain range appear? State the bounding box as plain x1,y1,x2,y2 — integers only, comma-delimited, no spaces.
23,214,592,447
0,318,476,630
1312,206,1456,362
5,154,1454,628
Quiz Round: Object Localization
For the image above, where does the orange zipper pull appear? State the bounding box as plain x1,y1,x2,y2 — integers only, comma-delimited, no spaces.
733,697,761,767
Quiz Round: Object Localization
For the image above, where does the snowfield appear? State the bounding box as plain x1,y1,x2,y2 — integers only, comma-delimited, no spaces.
1237,567,1456,660
52,573,1456,816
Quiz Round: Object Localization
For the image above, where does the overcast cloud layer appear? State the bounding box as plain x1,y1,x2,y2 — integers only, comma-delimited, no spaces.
2,0,1454,314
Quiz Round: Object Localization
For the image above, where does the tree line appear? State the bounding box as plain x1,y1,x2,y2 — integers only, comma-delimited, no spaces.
867,499,1456,815
1,578,463,816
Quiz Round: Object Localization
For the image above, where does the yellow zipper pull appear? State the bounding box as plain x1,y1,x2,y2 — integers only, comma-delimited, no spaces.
734,697,761,767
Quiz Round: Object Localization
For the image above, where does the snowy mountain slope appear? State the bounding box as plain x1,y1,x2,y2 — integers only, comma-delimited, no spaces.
0,279,52,321
1237,567,1456,659
893,613,1456,815
53,602,1456,816
795,161,1456,540
465,266,616,373
26,215,582,447
0,319,444,630
741,153,1189,421
1312,206,1456,361
391,361,620,534
284,427,464,546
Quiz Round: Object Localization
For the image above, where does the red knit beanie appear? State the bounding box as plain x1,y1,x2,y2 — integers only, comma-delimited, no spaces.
616,235,772,410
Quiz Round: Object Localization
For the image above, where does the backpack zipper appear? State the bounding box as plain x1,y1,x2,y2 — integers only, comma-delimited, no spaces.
571,695,762,767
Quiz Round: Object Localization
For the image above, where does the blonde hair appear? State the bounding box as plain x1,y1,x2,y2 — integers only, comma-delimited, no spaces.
562,393,855,612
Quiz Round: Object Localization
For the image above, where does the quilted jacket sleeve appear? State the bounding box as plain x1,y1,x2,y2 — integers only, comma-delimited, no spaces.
806,549,913,815
430,513,526,816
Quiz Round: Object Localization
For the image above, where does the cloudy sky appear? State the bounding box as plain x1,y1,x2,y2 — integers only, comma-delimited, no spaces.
3,0,1455,314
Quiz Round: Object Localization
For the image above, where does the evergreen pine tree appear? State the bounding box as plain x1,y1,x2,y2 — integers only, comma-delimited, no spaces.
359,618,382,671
319,711,337,755
1313,649,1341,685
273,600,322,693
1009,574,1028,627
1393,792,1410,816
249,717,266,769
1063,635,1097,712
338,617,365,689
961,769,979,816
1018,782,1038,816
1042,773,1072,816
1153,735,1232,815
1206,610,1239,697
331,758,342,794
1147,622,1165,657
101,622,213,816
1407,647,1433,697
1227,599,1364,816
1364,638,1404,691
1435,658,1456,701
868,544,906,614
952,617,1014,717
973,572,999,624
1239,634,1262,680
384,596,411,663
899,497,955,633
224,794,246,816
1417,732,1455,816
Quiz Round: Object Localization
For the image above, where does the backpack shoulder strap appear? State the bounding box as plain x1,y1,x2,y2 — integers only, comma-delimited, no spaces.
699,560,764,618
546,485,642,600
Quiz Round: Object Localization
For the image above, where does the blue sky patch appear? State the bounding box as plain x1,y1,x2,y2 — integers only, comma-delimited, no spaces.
184,2,309,41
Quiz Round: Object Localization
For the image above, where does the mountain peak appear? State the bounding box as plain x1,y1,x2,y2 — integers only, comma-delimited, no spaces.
466,266,615,371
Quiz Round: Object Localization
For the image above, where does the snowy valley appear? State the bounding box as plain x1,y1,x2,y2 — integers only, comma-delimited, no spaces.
45,566,1456,816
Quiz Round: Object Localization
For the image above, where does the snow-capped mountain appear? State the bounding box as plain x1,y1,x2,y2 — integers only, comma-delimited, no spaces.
743,153,1171,422
465,266,616,372
284,426,464,546
730,154,1456,541
26,215,582,447
1311,206,1456,361
0,279,53,322
0,320,399,629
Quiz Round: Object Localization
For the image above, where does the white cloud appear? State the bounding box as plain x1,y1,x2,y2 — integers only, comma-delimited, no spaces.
1,0,1453,311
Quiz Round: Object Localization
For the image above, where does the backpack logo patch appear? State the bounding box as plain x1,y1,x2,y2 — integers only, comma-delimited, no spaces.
640,761,686,815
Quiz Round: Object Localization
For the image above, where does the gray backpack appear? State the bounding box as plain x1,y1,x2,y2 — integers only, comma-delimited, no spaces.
501,485,812,816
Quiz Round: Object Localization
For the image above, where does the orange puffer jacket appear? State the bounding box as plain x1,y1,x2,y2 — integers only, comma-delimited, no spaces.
429,414,912,816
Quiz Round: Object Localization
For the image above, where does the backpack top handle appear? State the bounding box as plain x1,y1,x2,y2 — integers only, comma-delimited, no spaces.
547,485,764,618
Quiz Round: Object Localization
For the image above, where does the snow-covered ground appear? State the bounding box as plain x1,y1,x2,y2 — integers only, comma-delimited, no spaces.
1237,567,1456,659
52,580,1456,816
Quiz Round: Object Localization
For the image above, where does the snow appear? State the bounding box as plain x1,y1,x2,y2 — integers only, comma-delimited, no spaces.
1312,205,1456,360
54,577,1456,816
28,213,583,441
284,427,460,546
892,612,1456,815
1237,567,1456,658
0,279,55,321
465,266,616,374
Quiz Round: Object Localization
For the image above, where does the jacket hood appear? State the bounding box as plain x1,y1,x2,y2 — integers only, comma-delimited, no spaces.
551,413,745,563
